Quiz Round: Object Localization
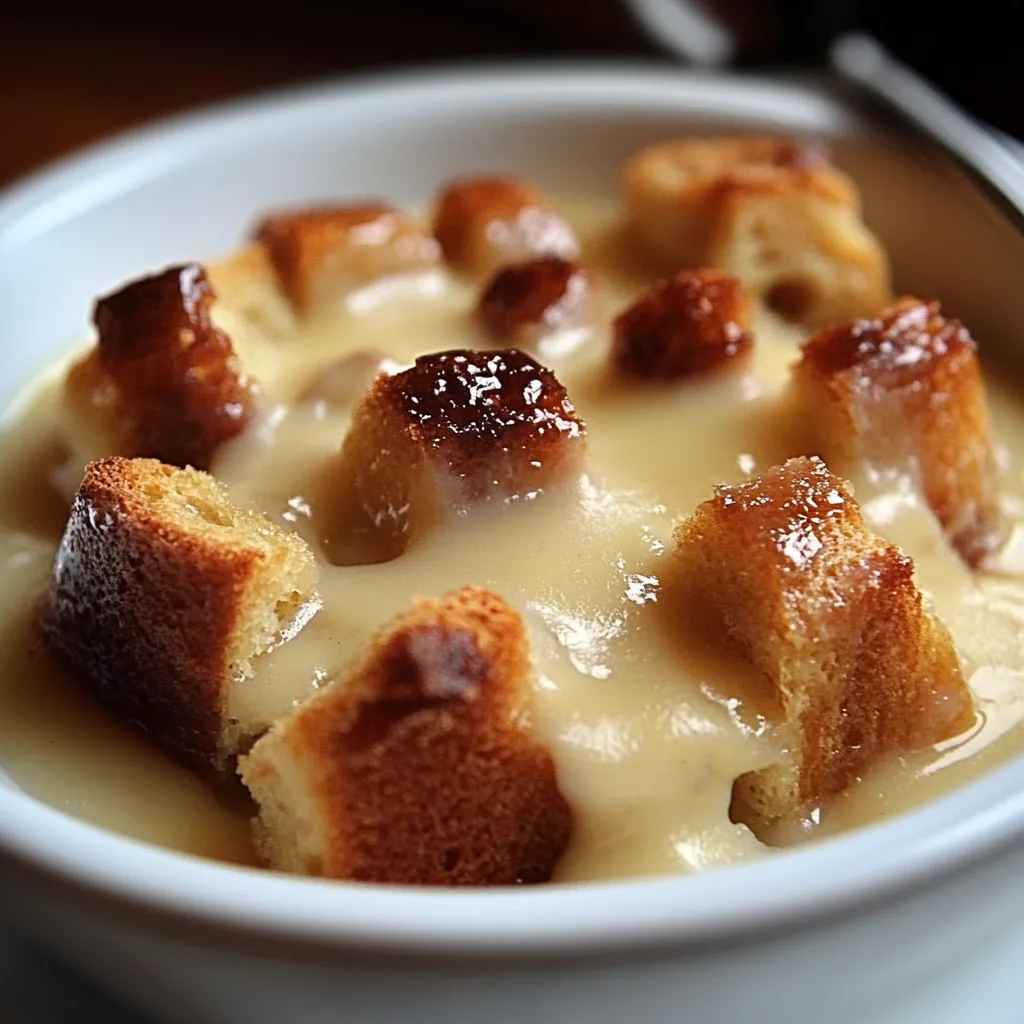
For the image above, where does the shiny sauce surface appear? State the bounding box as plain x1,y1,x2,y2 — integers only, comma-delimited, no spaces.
2,196,1024,881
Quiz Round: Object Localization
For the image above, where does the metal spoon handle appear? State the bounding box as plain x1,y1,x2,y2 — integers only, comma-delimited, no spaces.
831,33,1024,226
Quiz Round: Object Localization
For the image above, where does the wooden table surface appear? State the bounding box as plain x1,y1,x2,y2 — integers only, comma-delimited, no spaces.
0,4,650,189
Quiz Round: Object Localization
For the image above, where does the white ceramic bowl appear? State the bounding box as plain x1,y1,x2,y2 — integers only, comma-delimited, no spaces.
3,66,1024,1024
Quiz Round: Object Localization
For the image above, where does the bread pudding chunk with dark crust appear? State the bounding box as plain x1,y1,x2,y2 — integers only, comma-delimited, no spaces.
793,298,1004,567
63,264,256,472
477,256,598,355
334,348,586,559
432,176,579,278
673,456,973,835
240,585,573,885
611,268,753,380
623,137,891,327
254,203,441,312
39,457,319,772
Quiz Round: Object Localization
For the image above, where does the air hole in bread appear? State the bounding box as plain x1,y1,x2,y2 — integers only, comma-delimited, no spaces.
273,594,304,625
182,499,234,527
767,278,817,321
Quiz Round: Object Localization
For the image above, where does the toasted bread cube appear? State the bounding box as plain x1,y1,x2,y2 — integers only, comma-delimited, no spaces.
335,348,586,557
624,137,838,271
433,177,579,278
477,257,598,356
206,242,296,346
623,137,891,327
673,456,972,834
239,585,573,884
611,268,752,380
255,203,440,312
63,265,256,472
39,457,319,772
793,298,1004,565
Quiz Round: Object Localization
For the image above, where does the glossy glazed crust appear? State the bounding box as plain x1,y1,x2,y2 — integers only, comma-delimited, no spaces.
611,268,752,380
39,457,318,771
240,585,574,885
334,348,587,556
793,298,1005,566
623,136,891,328
672,456,973,834
476,257,597,349
432,176,579,278
254,203,440,311
65,264,255,472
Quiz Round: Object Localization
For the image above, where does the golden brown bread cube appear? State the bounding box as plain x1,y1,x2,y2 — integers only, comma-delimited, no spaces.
63,264,256,471
432,176,579,278
611,268,753,380
239,585,574,885
39,457,319,772
623,137,891,328
255,203,440,312
793,298,1004,566
476,256,598,355
334,348,586,558
205,242,296,346
672,455,972,834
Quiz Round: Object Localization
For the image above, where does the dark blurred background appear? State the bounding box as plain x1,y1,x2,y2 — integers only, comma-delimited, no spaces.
0,0,1018,189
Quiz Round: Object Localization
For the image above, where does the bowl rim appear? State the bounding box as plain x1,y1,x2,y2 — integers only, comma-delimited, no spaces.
2,61,1024,958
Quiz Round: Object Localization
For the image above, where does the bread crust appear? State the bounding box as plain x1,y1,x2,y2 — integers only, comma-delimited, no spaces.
611,268,752,380
477,256,597,351
334,348,586,557
239,585,573,885
793,298,1004,565
65,264,255,471
254,203,440,311
39,457,318,771
432,176,579,278
672,456,973,833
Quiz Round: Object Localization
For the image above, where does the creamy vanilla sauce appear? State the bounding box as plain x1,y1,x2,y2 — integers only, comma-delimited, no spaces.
2,196,1024,881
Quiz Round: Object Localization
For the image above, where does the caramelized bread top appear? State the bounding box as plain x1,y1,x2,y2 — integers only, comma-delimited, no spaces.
331,348,588,559
704,455,868,578
376,347,584,480
87,264,255,470
612,269,752,380
95,263,217,349
796,297,1003,564
435,176,544,228
328,585,531,745
432,176,579,276
800,298,973,385
477,257,595,346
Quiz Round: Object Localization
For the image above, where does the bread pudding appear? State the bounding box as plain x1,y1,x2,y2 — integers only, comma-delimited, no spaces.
2,137,1024,884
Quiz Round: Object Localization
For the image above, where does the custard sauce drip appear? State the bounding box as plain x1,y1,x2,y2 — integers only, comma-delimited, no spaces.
2,196,1024,881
